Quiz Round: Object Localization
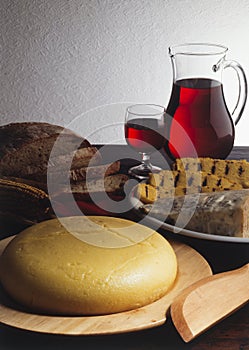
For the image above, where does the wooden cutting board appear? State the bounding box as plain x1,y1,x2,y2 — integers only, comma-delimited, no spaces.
0,236,212,335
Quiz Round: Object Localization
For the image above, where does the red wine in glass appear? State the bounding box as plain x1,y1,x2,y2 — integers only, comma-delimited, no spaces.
164,78,235,159
125,104,166,179
125,118,166,154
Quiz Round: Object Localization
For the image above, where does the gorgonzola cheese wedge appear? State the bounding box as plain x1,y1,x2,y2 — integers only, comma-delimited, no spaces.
141,190,249,238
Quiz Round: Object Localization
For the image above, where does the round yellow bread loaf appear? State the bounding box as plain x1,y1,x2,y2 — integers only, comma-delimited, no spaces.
0,216,177,315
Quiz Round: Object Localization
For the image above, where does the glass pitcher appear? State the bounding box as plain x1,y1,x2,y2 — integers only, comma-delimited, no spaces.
164,43,247,159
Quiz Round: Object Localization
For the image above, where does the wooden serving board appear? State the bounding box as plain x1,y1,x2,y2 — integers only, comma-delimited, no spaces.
0,236,212,335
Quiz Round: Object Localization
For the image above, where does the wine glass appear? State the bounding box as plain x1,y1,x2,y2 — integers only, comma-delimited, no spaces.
124,104,166,179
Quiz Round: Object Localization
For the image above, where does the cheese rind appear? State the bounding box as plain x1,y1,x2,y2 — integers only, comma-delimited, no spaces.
0,216,177,315
141,190,249,238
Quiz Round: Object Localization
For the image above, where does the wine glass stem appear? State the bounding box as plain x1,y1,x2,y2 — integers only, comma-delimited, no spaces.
141,153,152,170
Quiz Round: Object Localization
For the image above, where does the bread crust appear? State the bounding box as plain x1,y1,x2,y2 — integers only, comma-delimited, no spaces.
0,122,89,157
0,122,96,180
0,178,54,236
51,174,129,200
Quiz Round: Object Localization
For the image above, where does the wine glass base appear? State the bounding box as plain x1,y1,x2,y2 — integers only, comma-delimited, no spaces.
128,164,162,180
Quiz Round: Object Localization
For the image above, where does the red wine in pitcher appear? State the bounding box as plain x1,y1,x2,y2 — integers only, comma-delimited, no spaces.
125,118,166,154
164,78,235,159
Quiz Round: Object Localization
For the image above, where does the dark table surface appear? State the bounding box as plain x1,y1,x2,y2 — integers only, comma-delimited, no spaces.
1,145,249,350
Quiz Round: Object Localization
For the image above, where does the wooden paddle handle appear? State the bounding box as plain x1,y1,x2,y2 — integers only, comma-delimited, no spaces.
171,263,249,342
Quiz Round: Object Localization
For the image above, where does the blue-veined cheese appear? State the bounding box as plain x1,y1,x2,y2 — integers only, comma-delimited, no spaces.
141,190,249,238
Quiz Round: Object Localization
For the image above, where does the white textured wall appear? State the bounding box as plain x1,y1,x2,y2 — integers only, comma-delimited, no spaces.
1,0,249,145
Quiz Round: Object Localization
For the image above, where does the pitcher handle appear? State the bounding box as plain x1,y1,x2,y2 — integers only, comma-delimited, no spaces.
215,60,248,125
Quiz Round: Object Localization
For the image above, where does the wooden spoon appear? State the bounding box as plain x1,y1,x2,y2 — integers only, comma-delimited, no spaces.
170,263,249,342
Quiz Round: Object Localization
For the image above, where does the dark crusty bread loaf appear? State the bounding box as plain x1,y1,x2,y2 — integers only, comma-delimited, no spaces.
0,122,100,181
52,174,129,201
70,161,121,182
11,145,102,182
0,175,48,192
72,174,129,197
48,147,102,169
0,122,88,157
0,178,53,218
0,122,128,235
16,160,121,184
0,178,54,236
50,160,121,183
